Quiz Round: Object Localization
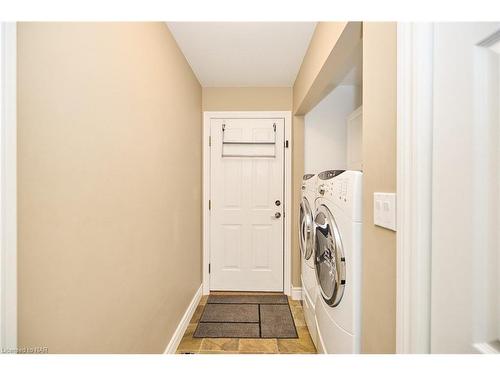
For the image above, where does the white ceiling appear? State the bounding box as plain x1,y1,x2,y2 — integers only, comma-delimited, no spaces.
167,22,316,87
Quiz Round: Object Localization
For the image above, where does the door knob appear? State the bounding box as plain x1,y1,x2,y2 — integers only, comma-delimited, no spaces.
275,200,281,206
275,212,281,219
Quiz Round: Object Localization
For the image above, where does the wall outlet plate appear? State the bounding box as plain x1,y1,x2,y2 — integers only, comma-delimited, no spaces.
373,192,396,231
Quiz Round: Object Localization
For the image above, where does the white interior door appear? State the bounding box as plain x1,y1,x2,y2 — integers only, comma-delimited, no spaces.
431,22,500,353
209,118,284,291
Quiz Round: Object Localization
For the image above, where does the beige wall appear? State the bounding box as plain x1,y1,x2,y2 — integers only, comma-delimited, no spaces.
293,22,347,113
202,87,292,111
17,22,202,353
293,21,397,352
361,22,397,353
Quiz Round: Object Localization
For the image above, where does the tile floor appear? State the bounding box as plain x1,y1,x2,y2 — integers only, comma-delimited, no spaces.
176,292,317,354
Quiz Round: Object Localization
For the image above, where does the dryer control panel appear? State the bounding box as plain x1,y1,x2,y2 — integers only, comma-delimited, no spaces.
317,170,362,222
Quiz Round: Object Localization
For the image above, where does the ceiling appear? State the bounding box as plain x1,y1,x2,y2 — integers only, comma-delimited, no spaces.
167,22,316,87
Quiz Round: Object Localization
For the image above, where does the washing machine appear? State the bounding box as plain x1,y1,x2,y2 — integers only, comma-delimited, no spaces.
313,170,362,354
299,173,319,347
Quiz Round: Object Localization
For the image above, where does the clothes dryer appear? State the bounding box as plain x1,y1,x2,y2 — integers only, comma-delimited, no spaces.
313,170,362,354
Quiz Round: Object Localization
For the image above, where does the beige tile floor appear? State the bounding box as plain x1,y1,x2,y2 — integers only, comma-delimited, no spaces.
176,292,317,354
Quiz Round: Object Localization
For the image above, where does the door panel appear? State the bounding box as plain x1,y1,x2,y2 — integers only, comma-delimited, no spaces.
222,225,242,269
251,159,272,208
251,224,272,270
210,118,284,291
431,22,500,353
223,160,242,207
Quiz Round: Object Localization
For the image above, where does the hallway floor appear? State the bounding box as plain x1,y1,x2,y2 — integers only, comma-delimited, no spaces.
176,292,317,354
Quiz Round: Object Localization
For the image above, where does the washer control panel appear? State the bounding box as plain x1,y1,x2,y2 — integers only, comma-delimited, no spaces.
303,173,315,181
302,174,317,193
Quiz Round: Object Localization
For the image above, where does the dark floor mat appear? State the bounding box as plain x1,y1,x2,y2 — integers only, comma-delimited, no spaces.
194,293,298,339
207,294,288,305
193,322,260,338
260,304,298,338
200,303,259,323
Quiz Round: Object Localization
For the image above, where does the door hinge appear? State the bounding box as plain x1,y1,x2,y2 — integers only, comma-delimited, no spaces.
208,263,211,274
285,140,289,148
209,136,211,147
209,200,211,210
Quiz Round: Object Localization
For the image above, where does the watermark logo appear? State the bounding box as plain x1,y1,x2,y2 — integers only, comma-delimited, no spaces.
1,346,48,354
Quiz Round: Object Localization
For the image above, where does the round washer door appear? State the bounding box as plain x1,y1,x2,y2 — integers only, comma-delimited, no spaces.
299,197,314,260
314,204,346,307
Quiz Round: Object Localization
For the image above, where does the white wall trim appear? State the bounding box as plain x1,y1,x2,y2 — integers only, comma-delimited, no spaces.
202,112,211,295
283,111,292,296
202,111,292,296
290,286,302,301
0,22,17,352
396,22,434,354
164,285,203,354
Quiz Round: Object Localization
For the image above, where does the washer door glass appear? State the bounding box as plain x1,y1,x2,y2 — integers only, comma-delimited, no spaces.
314,204,346,307
299,197,314,260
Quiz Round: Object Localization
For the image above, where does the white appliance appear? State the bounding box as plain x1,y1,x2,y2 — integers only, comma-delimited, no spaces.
299,173,319,347
313,170,362,354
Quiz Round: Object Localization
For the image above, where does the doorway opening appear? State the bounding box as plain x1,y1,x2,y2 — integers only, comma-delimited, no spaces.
202,111,292,295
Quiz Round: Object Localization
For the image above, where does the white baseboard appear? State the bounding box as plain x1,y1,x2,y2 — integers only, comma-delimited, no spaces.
164,284,203,354
291,286,302,300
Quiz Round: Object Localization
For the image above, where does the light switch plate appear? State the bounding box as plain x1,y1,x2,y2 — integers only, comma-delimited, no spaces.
373,192,396,231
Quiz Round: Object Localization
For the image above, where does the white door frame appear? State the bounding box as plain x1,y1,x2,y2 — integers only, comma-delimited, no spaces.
396,22,434,354
397,22,500,354
0,22,17,352
202,111,292,296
